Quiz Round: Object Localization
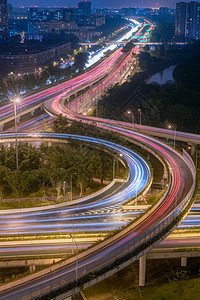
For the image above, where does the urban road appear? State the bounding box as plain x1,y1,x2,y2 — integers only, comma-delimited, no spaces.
0,22,197,300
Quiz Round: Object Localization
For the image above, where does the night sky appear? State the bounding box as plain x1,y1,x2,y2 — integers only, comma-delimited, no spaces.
9,0,187,9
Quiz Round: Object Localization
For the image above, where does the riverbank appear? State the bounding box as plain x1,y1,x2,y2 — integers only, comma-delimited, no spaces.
146,65,176,85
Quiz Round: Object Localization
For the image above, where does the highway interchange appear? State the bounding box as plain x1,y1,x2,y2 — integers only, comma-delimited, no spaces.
0,19,198,299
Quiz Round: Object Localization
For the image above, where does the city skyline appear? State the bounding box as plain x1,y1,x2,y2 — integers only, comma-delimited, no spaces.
8,0,194,9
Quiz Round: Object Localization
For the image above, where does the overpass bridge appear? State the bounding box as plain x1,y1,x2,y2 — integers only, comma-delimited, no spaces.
0,120,195,299
0,39,197,299
79,41,188,46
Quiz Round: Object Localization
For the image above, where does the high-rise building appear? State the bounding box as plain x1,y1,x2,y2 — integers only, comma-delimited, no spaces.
78,1,91,16
175,1,200,40
0,0,8,39
78,1,91,26
187,1,200,39
28,7,39,21
7,3,12,18
175,2,188,39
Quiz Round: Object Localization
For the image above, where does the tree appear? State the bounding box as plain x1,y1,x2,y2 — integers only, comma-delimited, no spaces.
122,41,135,53
173,270,189,300
74,52,89,72
52,114,70,133
143,45,150,52
139,52,152,71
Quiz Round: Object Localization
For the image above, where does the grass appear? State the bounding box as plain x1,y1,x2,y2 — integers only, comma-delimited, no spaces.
0,232,107,242
149,153,164,183
0,181,108,209
84,280,200,300
84,258,200,300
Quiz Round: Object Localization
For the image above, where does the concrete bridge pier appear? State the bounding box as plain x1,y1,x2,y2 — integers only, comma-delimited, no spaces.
181,257,187,267
188,143,196,156
139,254,146,286
29,265,36,273
30,110,35,116
0,124,4,132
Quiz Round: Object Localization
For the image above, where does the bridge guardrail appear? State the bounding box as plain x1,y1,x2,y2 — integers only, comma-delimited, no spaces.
6,149,195,300
1,142,196,300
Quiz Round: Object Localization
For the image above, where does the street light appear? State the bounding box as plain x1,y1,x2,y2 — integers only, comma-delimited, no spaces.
135,179,139,206
63,181,66,198
138,108,142,125
11,97,20,170
127,110,134,128
71,173,77,201
69,233,78,283
168,125,176,148
95,98,98,117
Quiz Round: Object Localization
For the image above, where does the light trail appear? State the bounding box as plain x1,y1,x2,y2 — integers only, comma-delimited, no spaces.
0,133,150,236
0,20,196,299
85,20,141,68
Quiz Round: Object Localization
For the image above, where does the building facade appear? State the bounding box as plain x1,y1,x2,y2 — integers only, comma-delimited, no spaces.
0,42,71,74
78,1,91,17
32,20,78,35
175,1,200,40
0,0,8,39
28,18,102,42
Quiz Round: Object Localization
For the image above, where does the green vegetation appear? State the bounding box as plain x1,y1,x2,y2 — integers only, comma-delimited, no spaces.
73,51,89,72
0,141,114,201
122,41,135,54
0,267,30,285
173,42,200,92
37,183,196,299
84,259,200,300
0,232,107,242
0,63,74,104
96,43,200,133
150,20,175,42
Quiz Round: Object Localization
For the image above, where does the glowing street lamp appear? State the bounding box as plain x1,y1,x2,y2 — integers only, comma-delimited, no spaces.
168,125,176,148
11,97,20,170
138,108,142,125
127,110,134,128
63,181,66,197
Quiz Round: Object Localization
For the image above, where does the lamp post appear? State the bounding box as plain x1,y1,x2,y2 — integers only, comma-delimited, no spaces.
138,108,142,125
70,173,77,201
11,97,20,170
135,180,138,206
196,148,198,169
69,233,78,283
127,110,134,128
63,181,66,198
95,98,98,117
168,125,176,148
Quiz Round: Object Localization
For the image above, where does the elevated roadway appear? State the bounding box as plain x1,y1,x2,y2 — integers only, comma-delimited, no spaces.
48,94,200,145
0,23,197,298
0,235,198,259
0,48,125,129
0,133,150,234
0,121,195,299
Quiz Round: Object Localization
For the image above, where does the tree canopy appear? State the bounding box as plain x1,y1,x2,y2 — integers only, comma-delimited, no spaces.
0,142,113,199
